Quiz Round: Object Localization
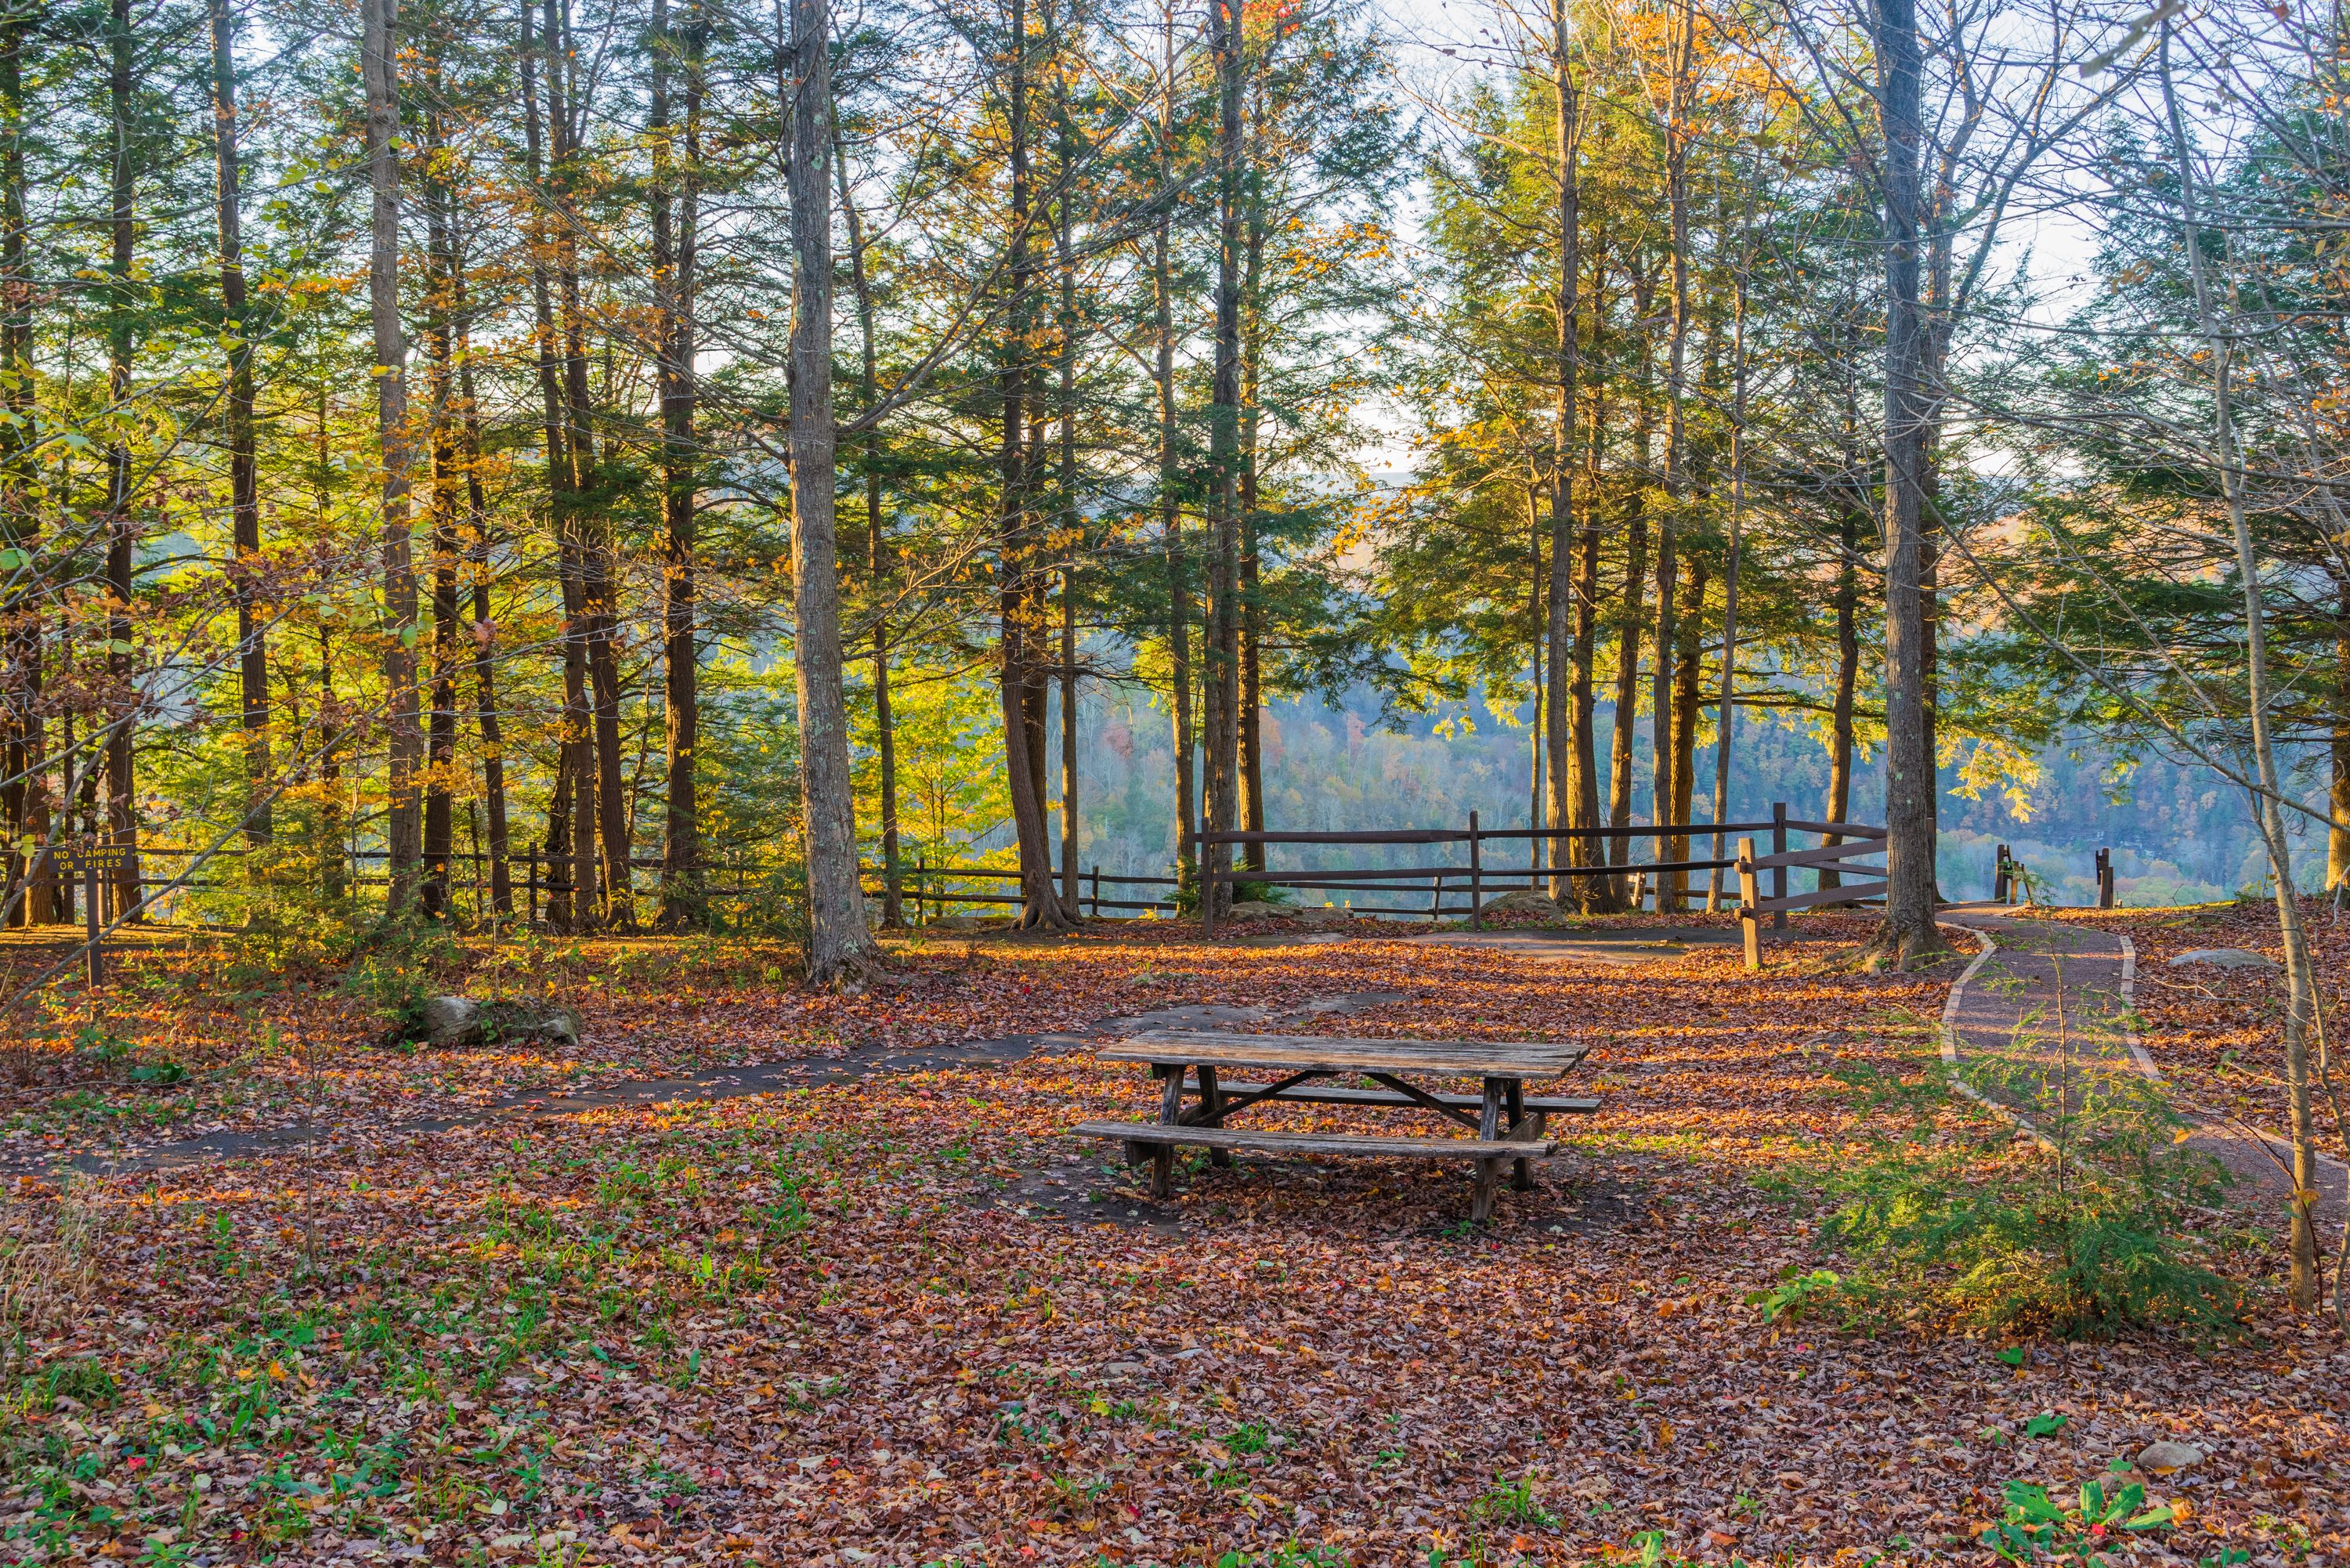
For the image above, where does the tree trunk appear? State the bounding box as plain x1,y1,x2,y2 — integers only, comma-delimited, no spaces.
1871,0,1939,966
363,0,422,916
457,349,510,917
2332,584,2350,893
1238,163,1266,876
1154,16,1195,894
1544,0,1588,908
1822,506,1860,893
210,0,269,848
1607,259,1655,909
1201,0,1245,923
421,82,461,921
654,0,706,931
2157,23,2321,1310
993,0,1070,932
790,0,880,977
521,0,585,931
104,0,139,921
835,125,899,928
1668,555,1707,899
1707,218,1749,912
1650,0,1693,915
1528,484,1546,875
1056,59,1085,910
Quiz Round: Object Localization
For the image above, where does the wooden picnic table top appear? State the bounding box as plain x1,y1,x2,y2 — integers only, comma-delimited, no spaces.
1103,1029,1589,1078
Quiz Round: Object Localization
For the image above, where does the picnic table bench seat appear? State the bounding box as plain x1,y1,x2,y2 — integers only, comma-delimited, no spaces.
1073,1122,1562,1162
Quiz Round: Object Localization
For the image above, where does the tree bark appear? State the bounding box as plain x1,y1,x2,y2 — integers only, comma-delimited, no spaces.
790,0,880,977
1871,0,1939,966
456,347,510,917
521,0,587,931
1543,0,1589,908
1650,0,1694,914
1607,258,1655,909
1238,154,1266,877
1154,5,1194,896
363,0,423,916
2332,584,2350,894
1201,0,1245,924
1822,505,1860,894
421,77,462,921
654,0,706,930
993,0,1071,932
104,0,139,921
1056,49,1085,909
210,0,269,848
834,126,899,927
2157,23,2321,1310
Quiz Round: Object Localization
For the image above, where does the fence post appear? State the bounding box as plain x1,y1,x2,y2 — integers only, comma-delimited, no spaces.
1737,837,1761,971
1201,829,1217,938
1430,870,1444,922
1468,811,1482,930
1994,845,2010,903
915,855,926,927
527,844,540,927
1090,865,1101,920
2097,847,2114,909
1770,802,1788,930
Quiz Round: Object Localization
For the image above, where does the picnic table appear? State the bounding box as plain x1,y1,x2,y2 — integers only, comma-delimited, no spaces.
1074,1030,1596,1223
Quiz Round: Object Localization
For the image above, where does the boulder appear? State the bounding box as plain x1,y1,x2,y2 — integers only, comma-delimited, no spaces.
1293,905,1353,927
1224,900,1295,922
2135,1440,2207,1475
421,995,482,1048
1478,888,1561,919
2168,948,2279,974
419,996,581,1050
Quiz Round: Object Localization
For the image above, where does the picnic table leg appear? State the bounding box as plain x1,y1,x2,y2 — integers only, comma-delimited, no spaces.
1198,1065,1231,1168
1472,1076,1503,1224
1152,1067,1184,1198
1506,1078,1532,1191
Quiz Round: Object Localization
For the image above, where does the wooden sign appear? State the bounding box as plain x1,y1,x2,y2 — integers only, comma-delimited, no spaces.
49,845,133,875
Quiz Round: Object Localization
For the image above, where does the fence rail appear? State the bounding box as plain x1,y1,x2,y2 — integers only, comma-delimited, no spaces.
1188,804,1885,938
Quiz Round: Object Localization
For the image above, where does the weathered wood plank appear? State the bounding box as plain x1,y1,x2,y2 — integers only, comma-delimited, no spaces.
1212,1082,1600,1114
1748,880,1888,914
1073,1122,1559,1158
1780,819,1888,839
1104,1031,1588,1076
1750,840,1889,873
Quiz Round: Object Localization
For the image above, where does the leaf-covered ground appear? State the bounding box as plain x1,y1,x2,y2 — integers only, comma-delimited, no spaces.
2,915,2343,1566
2052,900,2350,1148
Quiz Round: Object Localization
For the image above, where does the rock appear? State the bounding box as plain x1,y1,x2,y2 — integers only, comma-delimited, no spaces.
2136,1440,2207,1474
1478,888,1561,918
522,1003,583,1049
420,996,580,1049
1224,900,1295,922
421,995,482,1047
1293,905,1353,927
2168,948,2279,974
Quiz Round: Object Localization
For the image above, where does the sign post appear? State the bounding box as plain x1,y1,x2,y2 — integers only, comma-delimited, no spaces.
51,846,131,988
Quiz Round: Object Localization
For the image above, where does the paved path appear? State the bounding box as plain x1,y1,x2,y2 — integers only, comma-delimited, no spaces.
1939,912,2346,1231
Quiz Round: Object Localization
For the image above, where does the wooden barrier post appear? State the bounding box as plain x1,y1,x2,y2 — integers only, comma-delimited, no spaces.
1770,802,1788,930
1994,845,2010,903
1468,811,1481,930
2096,847,2115,909
85,858,101,986
1090,865,1100,920
1201,822,1216,938
1737,837,1761,971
